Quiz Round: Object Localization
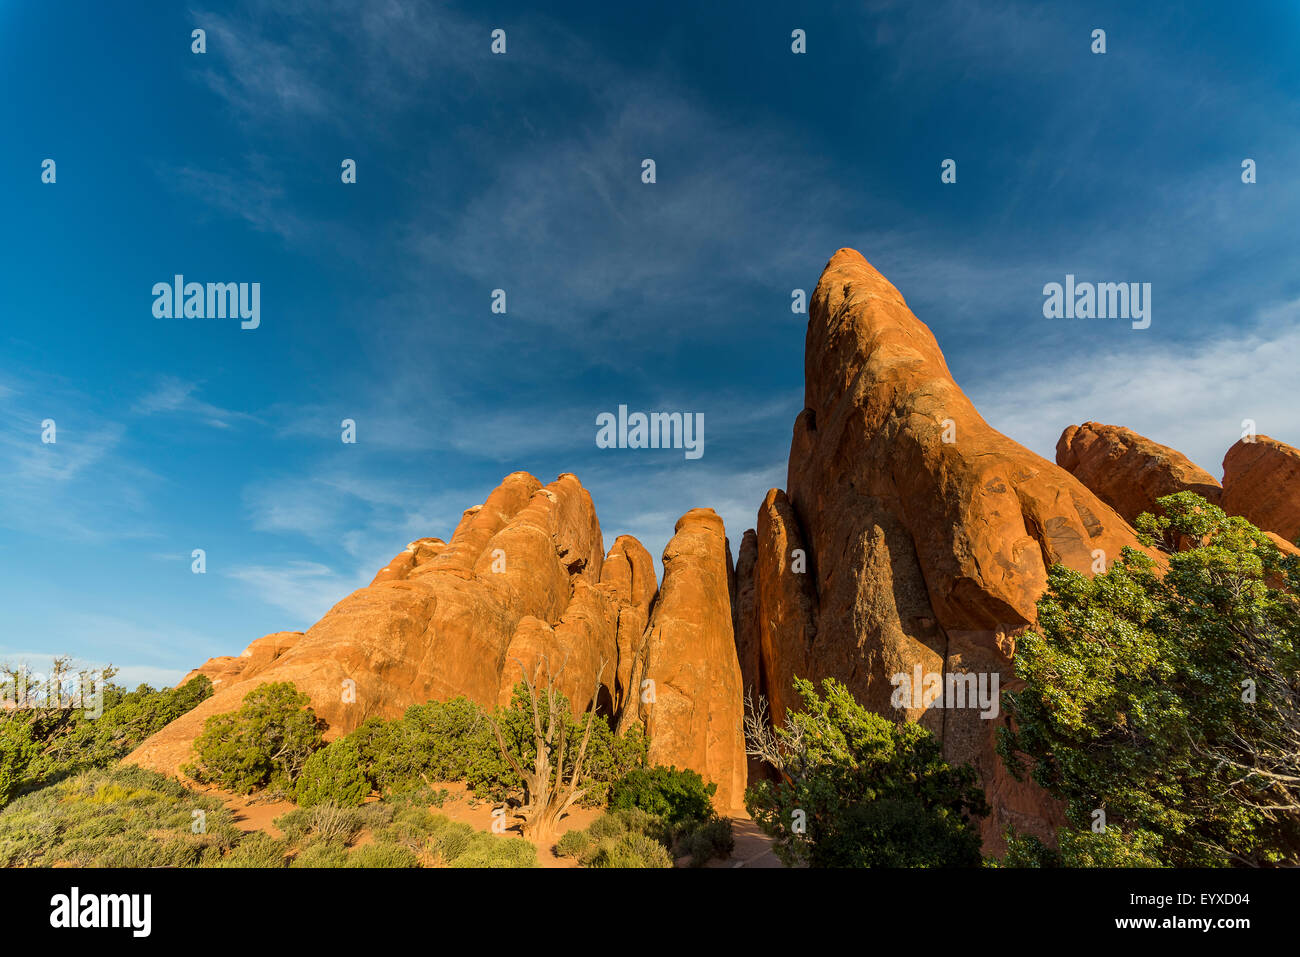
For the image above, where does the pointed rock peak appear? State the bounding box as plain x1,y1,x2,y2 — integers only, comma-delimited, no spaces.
637,505,746,810
822,248,907,305
784,249,1151,850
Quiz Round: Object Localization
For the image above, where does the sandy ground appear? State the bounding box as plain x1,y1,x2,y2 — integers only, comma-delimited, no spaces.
219,790,297,838
210,784,779,868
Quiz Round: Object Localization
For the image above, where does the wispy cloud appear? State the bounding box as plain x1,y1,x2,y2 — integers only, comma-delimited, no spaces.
133,376,259,429
971,300,1300,477
225,560,363,626
159,160,308,240
0,378,160,541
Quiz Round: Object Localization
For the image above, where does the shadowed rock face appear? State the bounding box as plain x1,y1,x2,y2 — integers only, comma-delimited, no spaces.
730,529,770,785
759,248,1149,849
1223,435,1300,546
628,509,747,811
599,534,657,716
1057,422,1222,523
749,489,817,727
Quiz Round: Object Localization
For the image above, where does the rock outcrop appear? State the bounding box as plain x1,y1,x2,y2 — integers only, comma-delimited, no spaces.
140,245,1291,858
1222,435,1300,547
748,489,818,727
132,473,750,811
730,530,768,784
1056,422,1222,524
131,472,628,776
627,509,747,810
368,537,447,585
753,248,1150,849
177,631,304,691
599,535,657,717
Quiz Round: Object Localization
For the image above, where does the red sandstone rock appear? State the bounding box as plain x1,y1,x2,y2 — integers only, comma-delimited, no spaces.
176,631,304,690
629,508,747,810
778,248,1149,849
369,537,448,585
730,529,768,785
128,472,617,776
751,489,819,726
731,529,760,702
1222,435,1300,546
598,535,657,715
1056,422,1221,524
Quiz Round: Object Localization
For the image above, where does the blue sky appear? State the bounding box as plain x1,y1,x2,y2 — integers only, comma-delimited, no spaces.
2,0,1298,685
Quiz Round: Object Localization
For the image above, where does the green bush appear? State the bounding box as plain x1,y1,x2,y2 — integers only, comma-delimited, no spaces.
0,720,38,807
290,842,350,868
40,675,214,780
214,831,289,868
0,673,213,804
0,765,238,867
185,682,323,793
358,698,495,794
374,803,448,851
810,797,982,868
429,820,475,862
555,828,590,859
382,781,448,808
587,811,628,843
745,677,988,868
450,833,539,868
294,738,371,808
298,689,644,810
604,771,732,865
1001,828,1166,868
469,684,647,805
345,842,420,868
585,832,672,869
609,766,715,827
680,817,734,867
356,801,396,832
561,807,683,868
274,803,363,848
1000,493,1300,867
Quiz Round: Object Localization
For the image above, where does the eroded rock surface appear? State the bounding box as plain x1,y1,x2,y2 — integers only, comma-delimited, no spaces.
1056,422,1222,523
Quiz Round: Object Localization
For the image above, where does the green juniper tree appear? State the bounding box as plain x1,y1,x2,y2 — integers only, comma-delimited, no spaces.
744,677,988,867
1000,493,1300,867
